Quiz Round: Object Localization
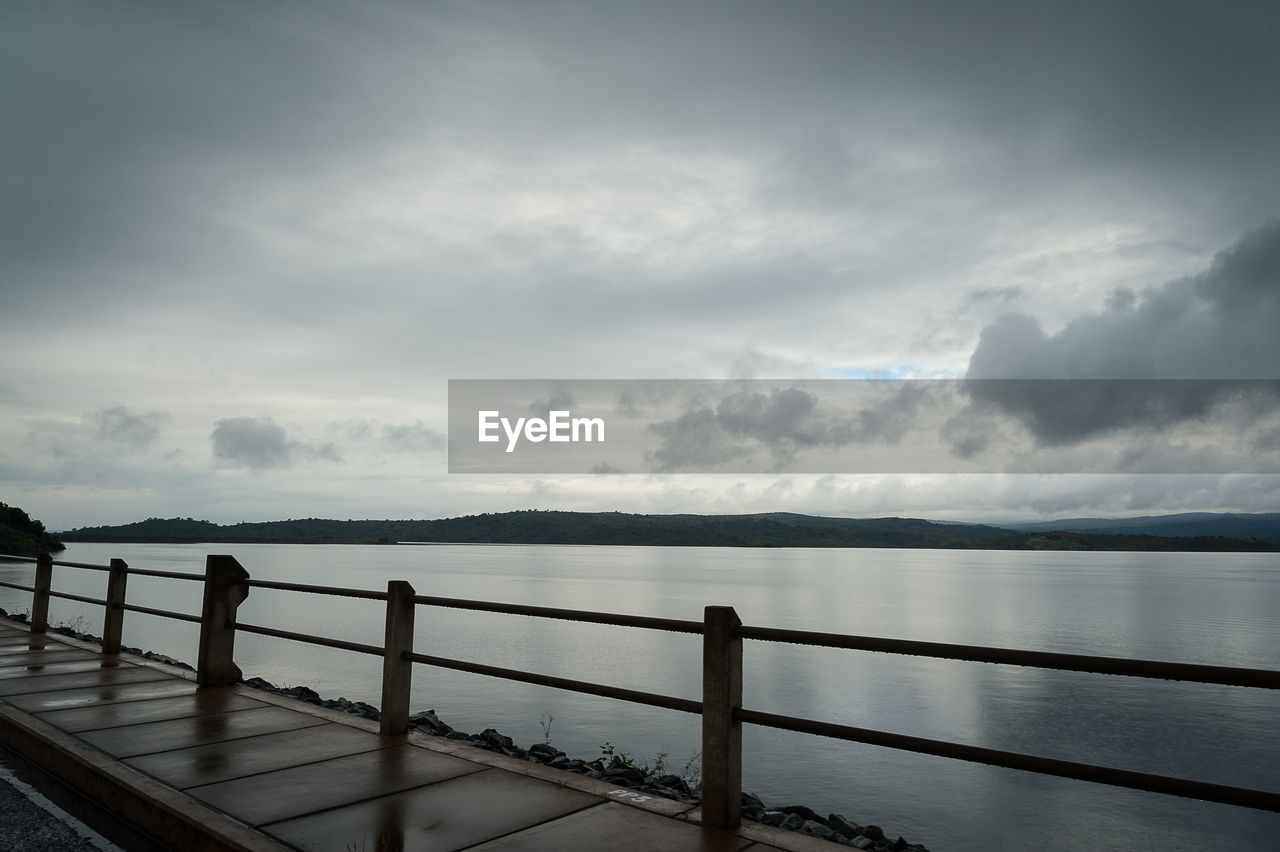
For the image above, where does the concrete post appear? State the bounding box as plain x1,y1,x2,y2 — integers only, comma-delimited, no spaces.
31,552,53,634
380,580,417,736
197,555,249,687
701,605,743,830
102,558,129,655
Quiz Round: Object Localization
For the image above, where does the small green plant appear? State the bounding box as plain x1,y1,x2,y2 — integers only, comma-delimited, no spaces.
599,741,637,768
599,742,697,780
539,713,555,745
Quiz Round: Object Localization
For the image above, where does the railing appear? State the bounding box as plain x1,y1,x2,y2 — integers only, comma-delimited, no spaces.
1,550,1278,831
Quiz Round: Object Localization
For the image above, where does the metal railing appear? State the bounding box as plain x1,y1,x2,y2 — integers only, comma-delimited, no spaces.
1,550,1278,830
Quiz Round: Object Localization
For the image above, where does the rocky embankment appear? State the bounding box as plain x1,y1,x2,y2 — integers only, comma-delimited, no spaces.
7,615,929,851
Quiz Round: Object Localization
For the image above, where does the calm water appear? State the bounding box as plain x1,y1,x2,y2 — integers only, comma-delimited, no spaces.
3,543,1278,851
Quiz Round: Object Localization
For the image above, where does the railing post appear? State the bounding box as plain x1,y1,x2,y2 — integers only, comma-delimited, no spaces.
31,552,53,634
380,580,416,736
102,558,128,654
702,605,743,831
197,555,249,687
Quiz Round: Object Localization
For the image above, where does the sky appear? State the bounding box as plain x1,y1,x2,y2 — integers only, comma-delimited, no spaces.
3,0,1279,530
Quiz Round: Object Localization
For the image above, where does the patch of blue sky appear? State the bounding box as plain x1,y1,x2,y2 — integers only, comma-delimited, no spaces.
823,365,964,380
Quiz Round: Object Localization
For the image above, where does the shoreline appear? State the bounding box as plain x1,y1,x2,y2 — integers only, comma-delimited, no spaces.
9,613,931,851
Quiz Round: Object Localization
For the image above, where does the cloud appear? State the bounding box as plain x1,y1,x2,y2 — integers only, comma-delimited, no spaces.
86,404,166,451
379,421,446,454
963,220,1280,445
644,384,935,471
211,416,341,471
528,386,576,415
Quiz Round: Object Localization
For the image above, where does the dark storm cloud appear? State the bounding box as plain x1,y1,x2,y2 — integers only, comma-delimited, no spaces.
211,416,340,471
964,220,1280,444
645,385,934,471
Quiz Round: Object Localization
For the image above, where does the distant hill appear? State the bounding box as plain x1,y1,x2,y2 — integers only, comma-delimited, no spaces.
0,502,65,556
59,511,1280,551
1000,512,1280,543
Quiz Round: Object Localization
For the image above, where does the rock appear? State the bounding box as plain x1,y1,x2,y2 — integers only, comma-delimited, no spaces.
655,775,692,797
782,804,821,822
601,763,646,786
860,825,886,843
528,743,562,762
350,701,380,720
890,837,909,851
781,812,805,831
758,810,786,827
802,820,837,841
408,709,452,735
740,792,766,820
828,813,862,838
282,685,321,703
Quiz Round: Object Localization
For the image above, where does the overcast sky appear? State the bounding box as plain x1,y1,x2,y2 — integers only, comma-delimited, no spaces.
3,0,1278,530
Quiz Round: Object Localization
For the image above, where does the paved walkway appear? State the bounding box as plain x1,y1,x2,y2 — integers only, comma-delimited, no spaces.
0,622,819,852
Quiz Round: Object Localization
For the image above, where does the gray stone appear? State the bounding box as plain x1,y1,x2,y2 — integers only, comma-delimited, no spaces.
782,804,820,821
801,820,837,840
828,813,862,838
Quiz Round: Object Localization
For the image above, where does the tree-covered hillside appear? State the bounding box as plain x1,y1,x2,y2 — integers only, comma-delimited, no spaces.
59,510,1280,551
0,502,65,556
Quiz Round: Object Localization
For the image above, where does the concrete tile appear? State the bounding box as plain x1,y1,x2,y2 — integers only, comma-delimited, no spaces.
0,664,170,697
264,767,601,852
38,689,267,733
188,744,487,826
469,801,757,851
77,705,329,757
4,678,199,712
0,657,128,679
127,722,390,789
0,649,102,668
0,641,80,655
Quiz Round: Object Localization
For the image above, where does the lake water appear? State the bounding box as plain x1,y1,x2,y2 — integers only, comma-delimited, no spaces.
3,543,1278,851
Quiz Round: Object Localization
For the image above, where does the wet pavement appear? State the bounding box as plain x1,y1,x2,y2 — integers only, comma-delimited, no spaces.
0,622,813,851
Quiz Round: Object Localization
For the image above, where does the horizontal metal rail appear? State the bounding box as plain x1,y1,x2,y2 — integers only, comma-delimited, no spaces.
119,602,203,625
234,621,385,656
411,595,704,634
47,590,107,607
736,707,1280,812
403,651,703,715
0,580,36,593
242,578,389,601
738,625,1280,689
0,555,110,571
49,559,110,572
124,567,204,582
